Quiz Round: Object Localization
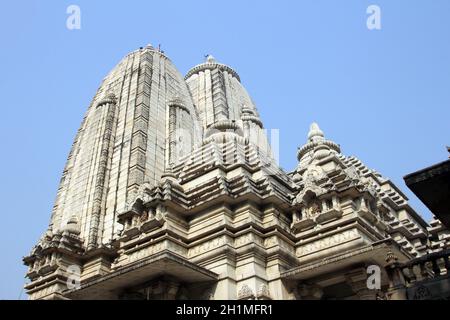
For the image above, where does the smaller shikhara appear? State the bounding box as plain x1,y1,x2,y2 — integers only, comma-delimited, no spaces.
23,45,450,300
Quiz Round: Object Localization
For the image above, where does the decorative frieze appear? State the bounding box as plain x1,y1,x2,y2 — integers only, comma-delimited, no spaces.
188,236,229,259
296,228,360,258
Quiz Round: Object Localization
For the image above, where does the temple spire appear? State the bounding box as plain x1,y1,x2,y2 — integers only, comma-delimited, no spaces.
206,54,216,63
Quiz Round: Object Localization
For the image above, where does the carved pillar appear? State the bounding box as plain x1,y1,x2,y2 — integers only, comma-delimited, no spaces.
292,210,300,222
321,199,328,211
166,281,181,300
151,279,181,300
384,251,408,300
360,197,368,212
346,268,378,300
297,283,323,300
332,195,340,209
349,280,377,300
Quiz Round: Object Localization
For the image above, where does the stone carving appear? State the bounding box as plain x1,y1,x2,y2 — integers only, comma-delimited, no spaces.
293,165,333,208
64,215,81,235
296,229,359,256
202,289,215,300
344,166,360,183
126,182,153,211
257,284,271,299
139,210,149,223
361,178,378,197
188,236,227,258
413,285,432,300
385,250,399,265
306,199,322,218
127,242,165,263
238,284,255,300
297,283,323,300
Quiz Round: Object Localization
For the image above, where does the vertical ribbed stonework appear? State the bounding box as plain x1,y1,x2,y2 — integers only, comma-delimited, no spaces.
45,52,270,249
126,51,152,196
211,69,229,122
168,105,177,167
185,55,272,157
26,44,201,260
167,101,192,167
87,95,117,250
50,113,88,231
99,53,139,244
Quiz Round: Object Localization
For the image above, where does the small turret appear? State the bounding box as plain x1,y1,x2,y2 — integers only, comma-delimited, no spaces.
297,122,341,164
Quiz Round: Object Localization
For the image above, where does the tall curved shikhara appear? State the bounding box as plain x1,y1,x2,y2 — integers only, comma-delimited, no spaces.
24,45,449,300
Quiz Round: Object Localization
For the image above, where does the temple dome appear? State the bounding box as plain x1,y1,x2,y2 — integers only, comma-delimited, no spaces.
185,55,273,158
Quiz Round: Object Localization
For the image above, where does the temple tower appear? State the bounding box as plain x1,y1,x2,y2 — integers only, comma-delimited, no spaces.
24,49,449,300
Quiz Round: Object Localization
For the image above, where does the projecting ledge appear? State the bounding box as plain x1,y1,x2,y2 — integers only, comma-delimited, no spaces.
281,240,409,281
64,250,218,300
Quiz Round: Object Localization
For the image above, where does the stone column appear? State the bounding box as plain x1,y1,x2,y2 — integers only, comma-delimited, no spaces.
297,283,324,300
346,268,378,300
384,250,408,300
385,265,408,299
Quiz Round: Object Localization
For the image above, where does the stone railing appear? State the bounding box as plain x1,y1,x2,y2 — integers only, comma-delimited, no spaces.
401,249,450,285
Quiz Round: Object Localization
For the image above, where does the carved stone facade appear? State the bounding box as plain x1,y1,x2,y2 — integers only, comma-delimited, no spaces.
24,45,450,300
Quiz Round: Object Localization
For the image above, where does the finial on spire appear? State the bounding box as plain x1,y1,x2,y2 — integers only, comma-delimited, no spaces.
297,122,341,162
205,54,216,63
308,122,325,142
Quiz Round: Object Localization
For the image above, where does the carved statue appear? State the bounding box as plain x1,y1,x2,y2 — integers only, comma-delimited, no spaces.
238,284,254,299
307,200,322,218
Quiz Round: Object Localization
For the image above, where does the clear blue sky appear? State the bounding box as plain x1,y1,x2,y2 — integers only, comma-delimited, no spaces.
0,0,449,299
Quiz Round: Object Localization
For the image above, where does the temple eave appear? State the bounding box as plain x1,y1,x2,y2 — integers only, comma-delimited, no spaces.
65,251,218,300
